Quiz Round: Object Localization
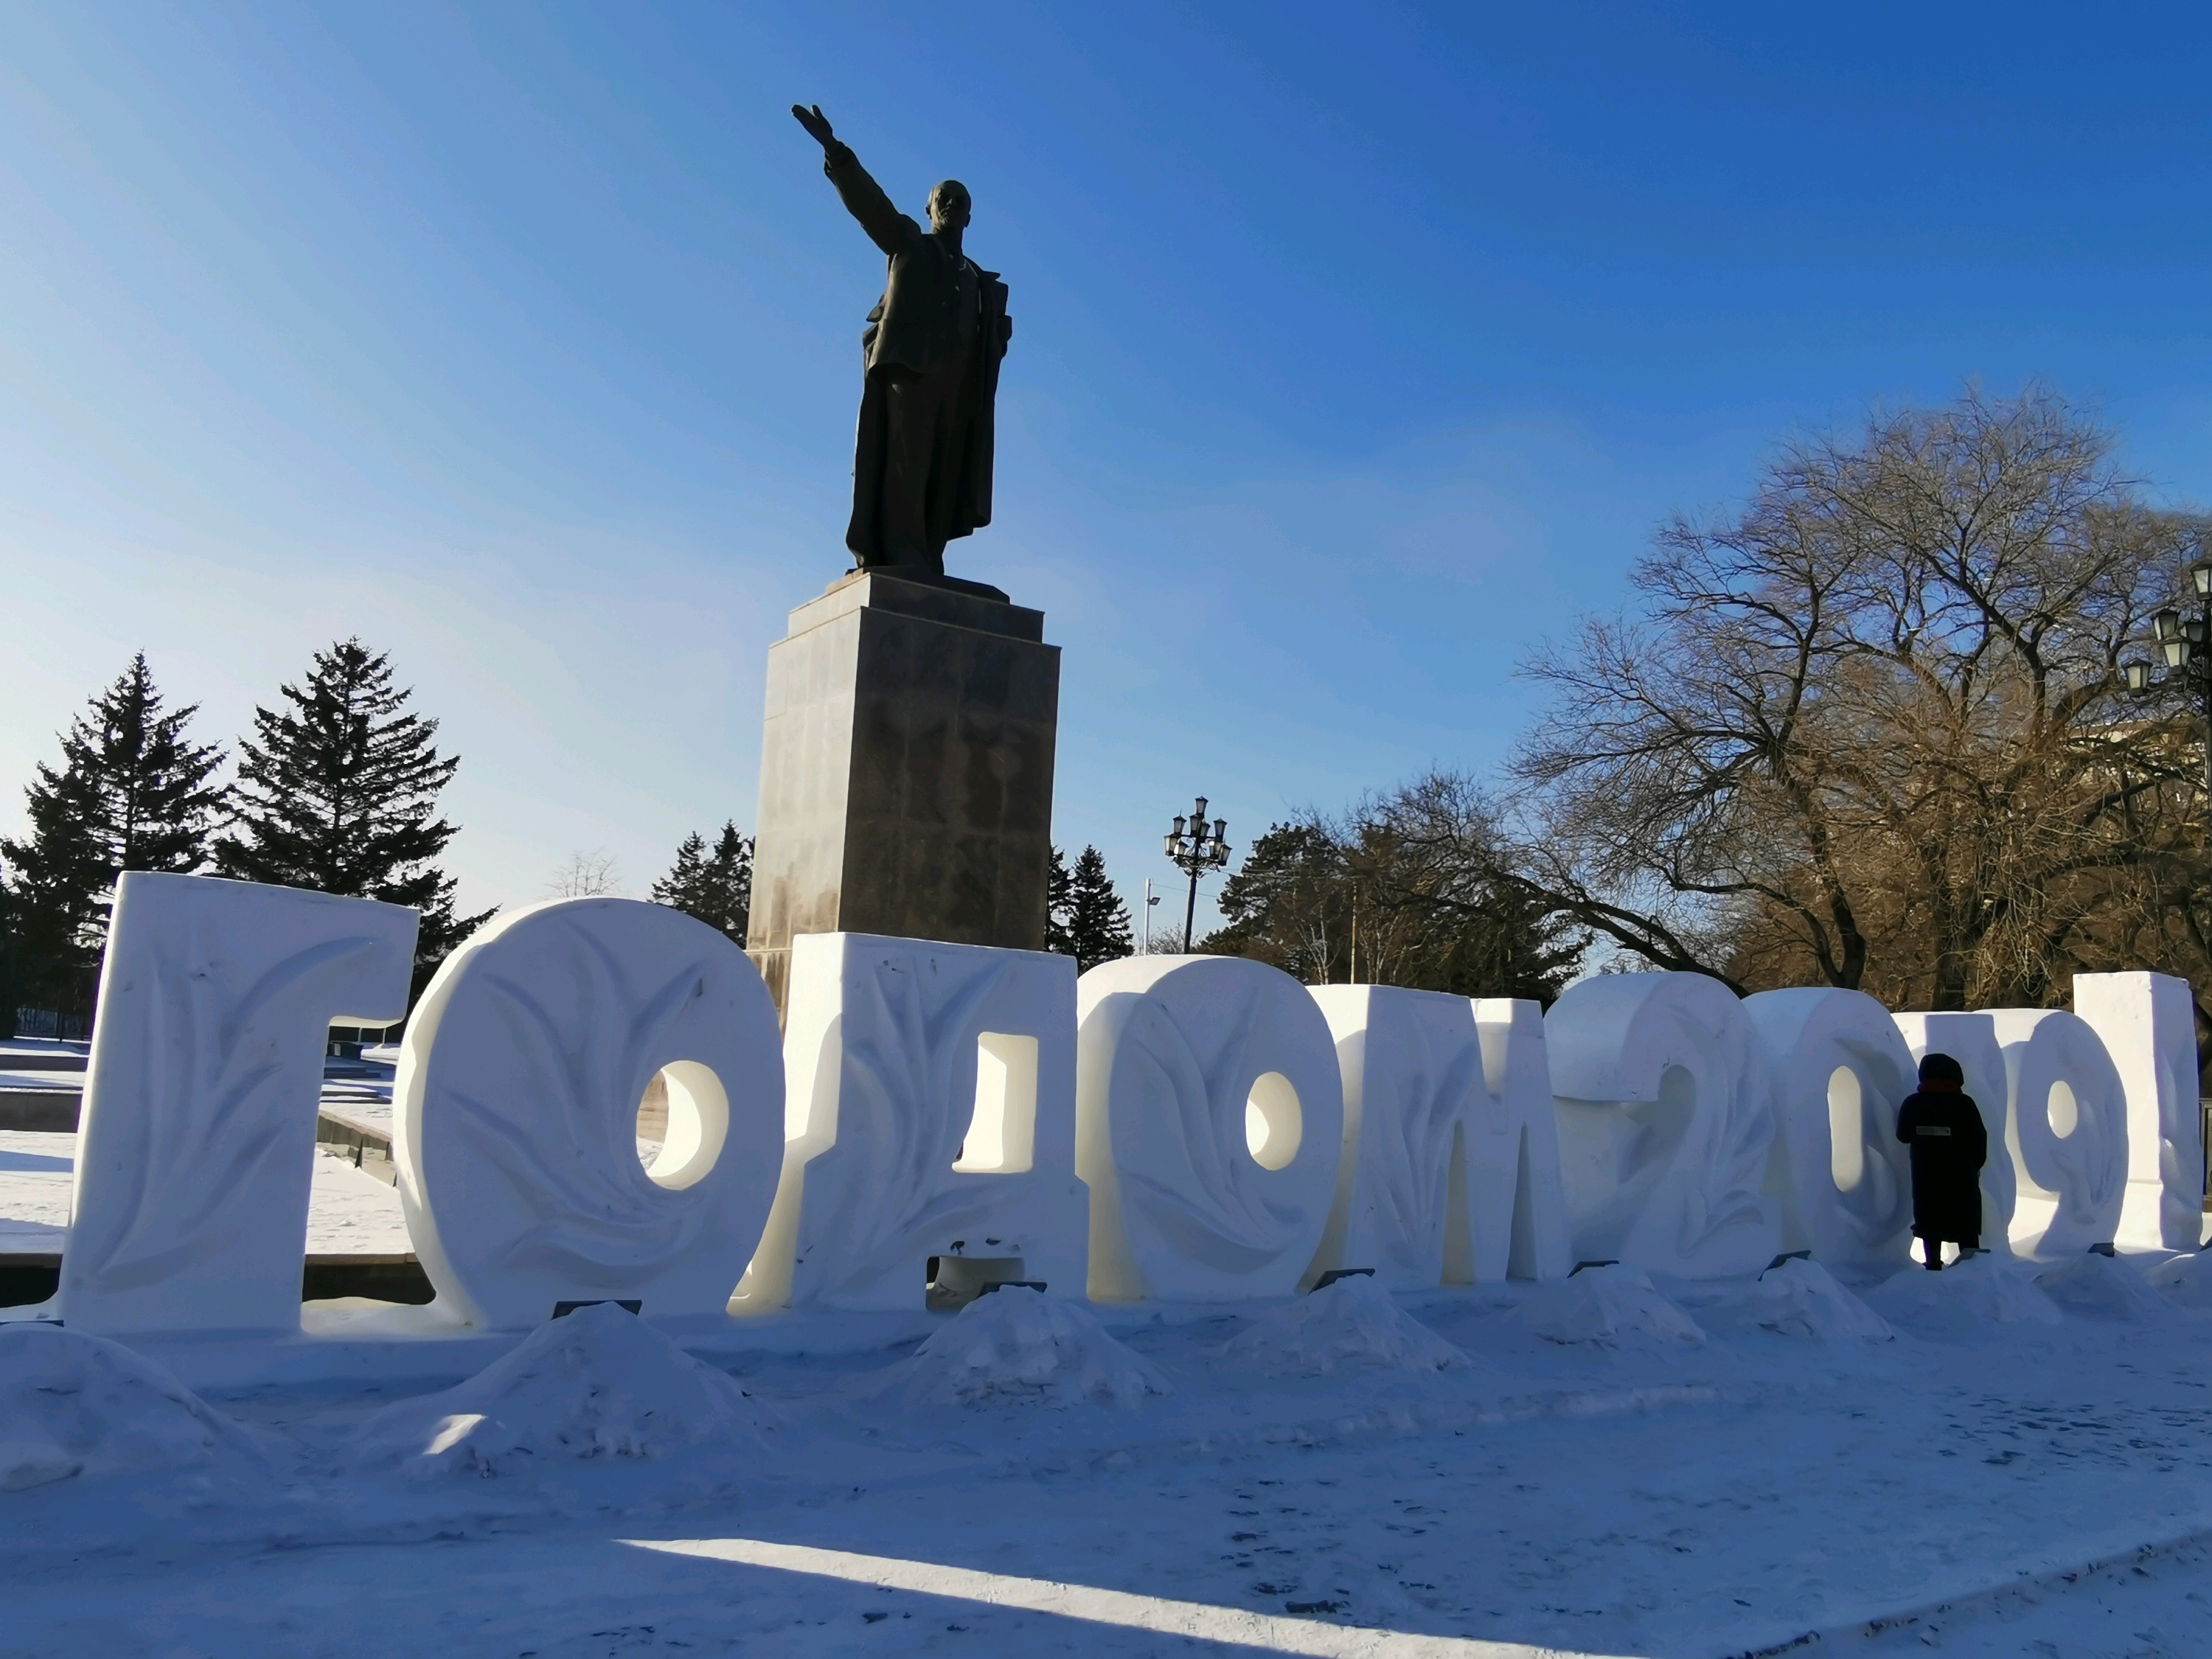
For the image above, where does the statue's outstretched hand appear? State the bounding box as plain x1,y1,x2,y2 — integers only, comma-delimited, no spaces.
791,104,837,150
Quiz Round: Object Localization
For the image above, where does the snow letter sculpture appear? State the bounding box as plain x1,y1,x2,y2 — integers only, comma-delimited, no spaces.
1075,956,1343,1301
1307,987,1568,1288
1307,984,1470,1290
1987,1009,2127,1259
735,933,1082,1311
1743,988,1916,1280
1545,972,1778,1278
62,872,416,1336
1469,999,1575,1281
396,898,783,1330
1891,1012,2015,1254
2073,972,2204,1251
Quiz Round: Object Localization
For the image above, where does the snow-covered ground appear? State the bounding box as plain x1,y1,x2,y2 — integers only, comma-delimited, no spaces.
0,1131,74,1251
0,1130,411,1255
7,1261,2212,1656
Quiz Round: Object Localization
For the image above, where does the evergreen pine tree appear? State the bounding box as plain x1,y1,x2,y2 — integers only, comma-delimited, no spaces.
650,821,752,943
215,639,490,995
1064,844,1133,970
652,832,709,910
1204,822,1346,980
1046,845,1074,957
0,655,226,1023
1048,844,1132,970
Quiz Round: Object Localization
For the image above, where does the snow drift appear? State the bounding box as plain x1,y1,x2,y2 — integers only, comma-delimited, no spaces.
1217,1273,1472,1377
354,1302,766,1479
1868,1251,2064,1332
2034,1251,2171,1323
1517,1264,1705,1349
1741,1258,1894,1342
877,1287,1172,1408
2145,1251,2212,1311
0,1324,262,1492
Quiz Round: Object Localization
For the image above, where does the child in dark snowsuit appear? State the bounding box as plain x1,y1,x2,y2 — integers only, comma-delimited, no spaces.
1896,1052,1989,1270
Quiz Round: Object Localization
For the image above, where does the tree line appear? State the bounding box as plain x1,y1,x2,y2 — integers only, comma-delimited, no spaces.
0,637,1146,1033
1198,384,2212,1041
0,641,488,1036
15,386,2188,1040
0,642,768,1040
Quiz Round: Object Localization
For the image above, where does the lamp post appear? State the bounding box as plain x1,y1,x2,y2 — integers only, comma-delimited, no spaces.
1162,796,1232,953
2126,554,2212,801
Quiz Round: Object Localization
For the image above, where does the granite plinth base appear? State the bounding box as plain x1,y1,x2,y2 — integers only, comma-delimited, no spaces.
745,569,1060,1015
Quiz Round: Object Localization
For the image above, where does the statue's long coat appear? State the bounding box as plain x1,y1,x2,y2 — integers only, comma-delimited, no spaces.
824,143,1012,568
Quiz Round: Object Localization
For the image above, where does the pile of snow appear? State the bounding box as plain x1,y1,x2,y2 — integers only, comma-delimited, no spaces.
2034,1252,2171,1324
1867,1251,2064,1332
1742,1258,1894,1342
1217,1274,1472,1377
880,1287,1172,1409
0,1324,262,1492
354,1302,765,1480
1517,1265,1705,1349
2145,1251,2212,1311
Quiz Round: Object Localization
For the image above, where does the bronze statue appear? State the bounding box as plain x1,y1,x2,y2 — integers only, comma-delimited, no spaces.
793,105,1013,578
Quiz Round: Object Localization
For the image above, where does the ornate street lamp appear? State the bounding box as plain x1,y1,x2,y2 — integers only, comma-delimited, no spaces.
1162,796,1231,953
2129,552,2212,799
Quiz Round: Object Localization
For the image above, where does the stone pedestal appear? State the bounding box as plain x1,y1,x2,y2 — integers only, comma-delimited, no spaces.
745,570,1060,1015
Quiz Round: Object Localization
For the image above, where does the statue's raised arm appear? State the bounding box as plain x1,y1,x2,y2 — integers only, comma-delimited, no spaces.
791,103,914,260
791,103,1009,579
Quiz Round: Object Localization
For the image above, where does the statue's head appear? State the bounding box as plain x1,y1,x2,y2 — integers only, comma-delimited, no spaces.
928,180,971,234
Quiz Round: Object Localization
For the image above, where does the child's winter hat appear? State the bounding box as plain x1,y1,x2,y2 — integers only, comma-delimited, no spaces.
1917,1052,1964,1085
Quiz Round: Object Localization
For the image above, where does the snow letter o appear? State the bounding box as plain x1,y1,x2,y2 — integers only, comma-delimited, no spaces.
1075,956,1343,1301
395,898,784,1330
1744,987,1916,1279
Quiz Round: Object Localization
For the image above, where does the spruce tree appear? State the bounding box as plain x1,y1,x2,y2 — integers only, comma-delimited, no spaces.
1045,845,1074,957
1064,844,1133,970
0,655,226,1022
653,832,708,911
215,639,489,995
650,821,751,943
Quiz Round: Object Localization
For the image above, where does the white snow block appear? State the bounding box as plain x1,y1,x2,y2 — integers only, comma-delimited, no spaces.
1743,988,1916,1279
1075,956,1343,1301
2073,972,2203,1251
62,872,416,1337
1891,1012,2016,1254
1306,988,1571,1289
1544,972,1779,1278
734,933,1082,1312
1986,1009,2127,1259
396,898,783,1330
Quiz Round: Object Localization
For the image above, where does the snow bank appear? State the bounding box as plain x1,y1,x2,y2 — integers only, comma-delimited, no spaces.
1216,1274,1472,1377
0,1324,261,1492
1517,1265,1705,1349
354,1302,765,1480
1741,1258,1894,1342
879,1287,1172,1408
2034,1251,2171,1323
2145,1251,2212,1310
1867,1251,2064,1332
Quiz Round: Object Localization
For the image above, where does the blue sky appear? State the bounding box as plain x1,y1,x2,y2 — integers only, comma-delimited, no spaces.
3,3,2209,931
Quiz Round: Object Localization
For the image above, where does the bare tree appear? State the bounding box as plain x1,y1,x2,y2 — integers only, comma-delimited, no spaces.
547,847,624,899
1505,383,2211,1015
1142,915,1193,956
